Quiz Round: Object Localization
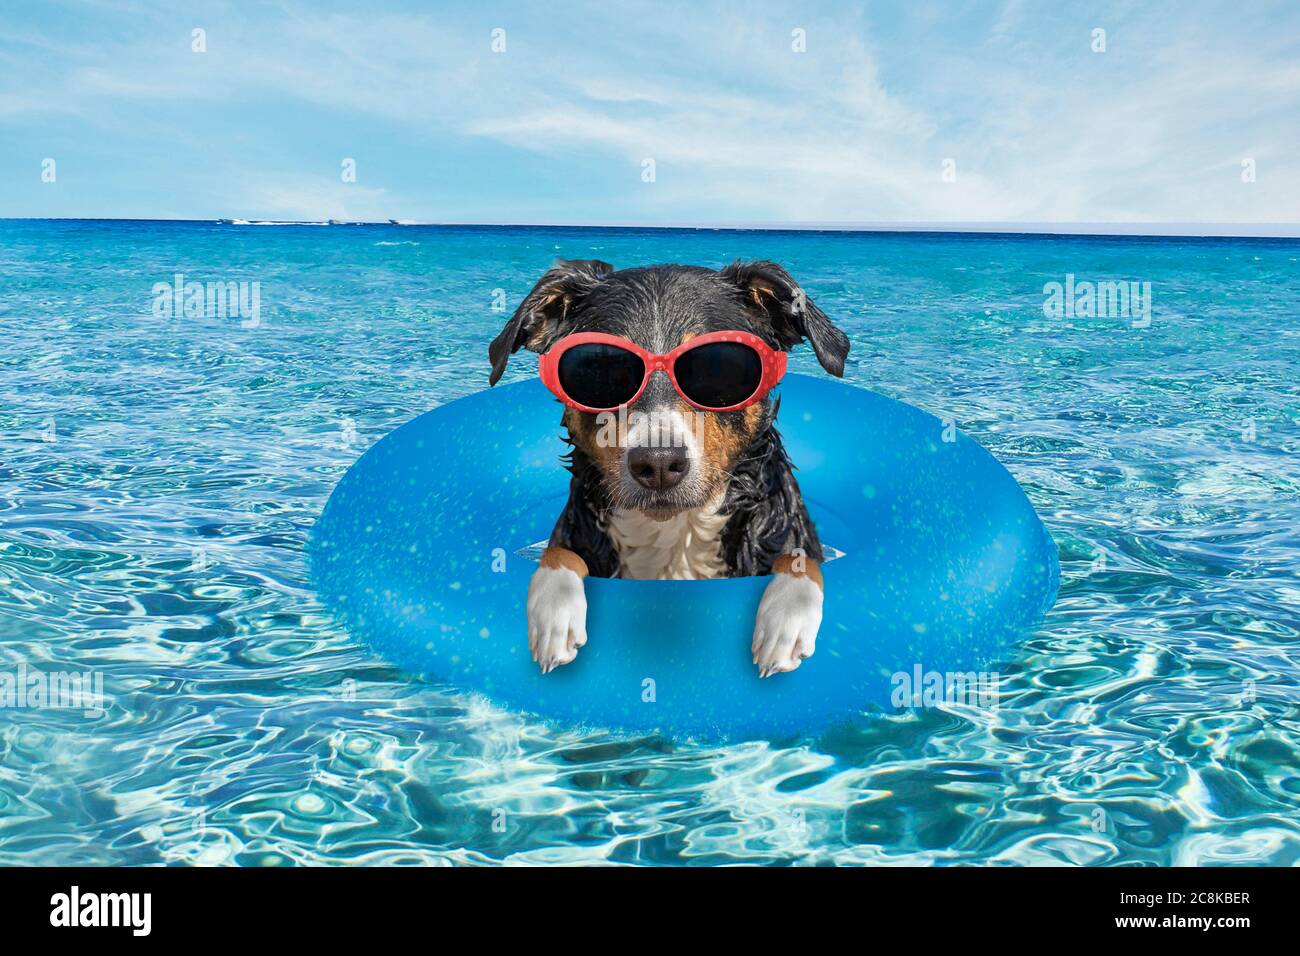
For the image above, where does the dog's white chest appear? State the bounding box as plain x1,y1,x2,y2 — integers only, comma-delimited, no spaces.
606,498,728,580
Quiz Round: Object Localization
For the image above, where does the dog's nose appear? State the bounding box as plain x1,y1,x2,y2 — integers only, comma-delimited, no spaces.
627,446,690,491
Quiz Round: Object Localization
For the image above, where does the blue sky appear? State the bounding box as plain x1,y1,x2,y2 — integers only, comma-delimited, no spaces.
1,0,1298,225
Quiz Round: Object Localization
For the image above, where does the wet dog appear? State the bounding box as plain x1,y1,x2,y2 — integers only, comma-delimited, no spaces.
488,259,849,677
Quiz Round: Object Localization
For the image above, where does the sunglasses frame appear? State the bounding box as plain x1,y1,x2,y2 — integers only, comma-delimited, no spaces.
539,330,788,413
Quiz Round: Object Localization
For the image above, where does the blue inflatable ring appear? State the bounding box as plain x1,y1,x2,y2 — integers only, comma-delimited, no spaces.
311,375,1058,740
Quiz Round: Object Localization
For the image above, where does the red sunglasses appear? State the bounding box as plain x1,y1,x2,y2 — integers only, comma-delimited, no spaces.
539,330,787,413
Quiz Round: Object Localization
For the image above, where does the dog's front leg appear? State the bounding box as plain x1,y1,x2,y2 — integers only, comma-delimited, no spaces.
752,553,823,678
528,547,589,673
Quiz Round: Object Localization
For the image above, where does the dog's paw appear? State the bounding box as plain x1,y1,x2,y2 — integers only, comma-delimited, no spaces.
752,573,823,678
527,566,588,673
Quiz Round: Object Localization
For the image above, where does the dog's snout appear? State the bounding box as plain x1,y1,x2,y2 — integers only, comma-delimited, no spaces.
627,445,690,491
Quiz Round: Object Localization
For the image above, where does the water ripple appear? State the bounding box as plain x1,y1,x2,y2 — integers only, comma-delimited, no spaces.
1,222,1298,865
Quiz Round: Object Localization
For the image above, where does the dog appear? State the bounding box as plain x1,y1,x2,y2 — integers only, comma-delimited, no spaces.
488,259,849,677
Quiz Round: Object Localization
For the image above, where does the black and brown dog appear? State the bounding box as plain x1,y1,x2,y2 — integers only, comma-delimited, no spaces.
489,259,849,677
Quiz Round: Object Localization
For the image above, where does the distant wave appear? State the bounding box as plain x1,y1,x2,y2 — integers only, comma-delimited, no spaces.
220,219,329,226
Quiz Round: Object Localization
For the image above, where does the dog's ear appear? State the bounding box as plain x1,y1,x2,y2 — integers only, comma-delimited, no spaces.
488,259,614,385
720,260,849,377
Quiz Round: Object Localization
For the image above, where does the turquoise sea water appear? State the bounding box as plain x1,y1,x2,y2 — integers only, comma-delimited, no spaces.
1,219,1298,865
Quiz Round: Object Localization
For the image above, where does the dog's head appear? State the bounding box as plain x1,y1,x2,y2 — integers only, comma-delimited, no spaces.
488,260,849,518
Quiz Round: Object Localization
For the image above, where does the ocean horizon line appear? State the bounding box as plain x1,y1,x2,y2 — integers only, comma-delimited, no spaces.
2,217,1298,240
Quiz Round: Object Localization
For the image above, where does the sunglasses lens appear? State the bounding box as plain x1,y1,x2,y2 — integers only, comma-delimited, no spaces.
674,342,764,409
557,343,646,409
